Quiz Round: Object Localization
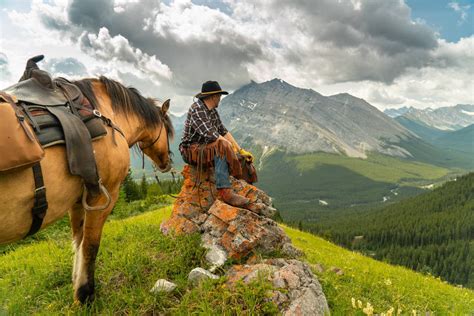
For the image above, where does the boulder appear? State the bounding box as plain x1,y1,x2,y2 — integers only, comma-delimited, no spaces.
161,165,300,260
226,259,330,316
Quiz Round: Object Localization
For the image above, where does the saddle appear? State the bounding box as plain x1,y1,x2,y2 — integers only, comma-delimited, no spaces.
0,55,110,237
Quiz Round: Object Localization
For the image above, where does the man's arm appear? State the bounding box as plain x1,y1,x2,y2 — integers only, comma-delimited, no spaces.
223,132,241,152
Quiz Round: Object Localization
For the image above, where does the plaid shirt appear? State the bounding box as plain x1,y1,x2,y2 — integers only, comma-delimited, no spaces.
179,99,228,147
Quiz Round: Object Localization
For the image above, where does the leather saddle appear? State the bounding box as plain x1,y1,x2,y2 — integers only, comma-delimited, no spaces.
0,55,112,237
1,55,107,197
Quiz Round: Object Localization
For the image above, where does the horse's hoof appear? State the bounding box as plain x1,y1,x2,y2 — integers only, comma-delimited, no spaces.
75,283,95,304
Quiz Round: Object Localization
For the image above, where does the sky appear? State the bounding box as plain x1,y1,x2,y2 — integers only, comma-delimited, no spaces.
0,0,473,115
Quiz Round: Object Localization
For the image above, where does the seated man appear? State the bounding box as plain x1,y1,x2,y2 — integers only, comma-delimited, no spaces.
179,80,260,212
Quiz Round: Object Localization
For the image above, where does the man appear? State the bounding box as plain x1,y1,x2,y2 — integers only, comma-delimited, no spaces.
179,80,261,212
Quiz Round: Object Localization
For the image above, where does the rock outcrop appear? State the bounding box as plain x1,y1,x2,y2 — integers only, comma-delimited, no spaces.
161,165,329,315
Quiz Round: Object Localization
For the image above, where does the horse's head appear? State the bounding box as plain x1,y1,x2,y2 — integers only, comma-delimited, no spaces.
73,76,175,173
139,99,174,173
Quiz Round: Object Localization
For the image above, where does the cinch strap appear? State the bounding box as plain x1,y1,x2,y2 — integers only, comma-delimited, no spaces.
26,162,48,236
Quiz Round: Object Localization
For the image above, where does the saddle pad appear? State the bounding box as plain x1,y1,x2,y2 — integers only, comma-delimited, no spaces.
28,107,107,147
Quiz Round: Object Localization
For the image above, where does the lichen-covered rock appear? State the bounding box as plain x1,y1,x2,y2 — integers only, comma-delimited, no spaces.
161,165,298,260
160,165,329,314
202,200,294,259
226,259,330,316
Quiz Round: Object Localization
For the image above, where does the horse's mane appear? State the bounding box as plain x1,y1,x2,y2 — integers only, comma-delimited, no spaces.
73,76,174,140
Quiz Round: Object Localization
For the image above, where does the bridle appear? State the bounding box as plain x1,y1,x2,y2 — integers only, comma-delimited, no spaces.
139,123,164,150
138,123,173,170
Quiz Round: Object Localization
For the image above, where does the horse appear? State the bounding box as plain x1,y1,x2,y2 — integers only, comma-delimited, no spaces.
0,76,174,303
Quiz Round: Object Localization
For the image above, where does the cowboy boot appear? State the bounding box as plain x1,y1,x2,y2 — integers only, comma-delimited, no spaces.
217,188,267,214
217,188,250,207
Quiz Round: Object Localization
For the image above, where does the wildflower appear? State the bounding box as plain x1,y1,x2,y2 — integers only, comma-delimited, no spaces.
412,310,417,316
397,308,402,315
351,297,356,308
384,278,392,286
387,307,394,316
358,299,363,308
363,302,374,315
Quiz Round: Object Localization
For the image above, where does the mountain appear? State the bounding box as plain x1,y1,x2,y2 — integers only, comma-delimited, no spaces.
395,116,448,142
383,106,411,118
436,124,474,154
218,79,415,159
395,116,473,155
398,104,474,131
300,172,474,289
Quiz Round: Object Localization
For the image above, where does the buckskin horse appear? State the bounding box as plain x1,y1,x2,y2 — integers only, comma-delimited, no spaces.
0,76,174,303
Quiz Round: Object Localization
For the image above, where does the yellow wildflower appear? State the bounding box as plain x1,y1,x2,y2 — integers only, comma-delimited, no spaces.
351,297,356,308
363,302,374,316
358,299,363,308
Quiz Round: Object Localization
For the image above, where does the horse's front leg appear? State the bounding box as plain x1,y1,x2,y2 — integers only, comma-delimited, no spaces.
73,188,119,304
69,203,85,287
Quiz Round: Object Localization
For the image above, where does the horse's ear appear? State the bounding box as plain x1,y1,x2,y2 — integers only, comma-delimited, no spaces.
161,99,170,114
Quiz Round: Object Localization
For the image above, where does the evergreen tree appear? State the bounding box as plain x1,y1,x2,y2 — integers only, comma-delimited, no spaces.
122,169,141,202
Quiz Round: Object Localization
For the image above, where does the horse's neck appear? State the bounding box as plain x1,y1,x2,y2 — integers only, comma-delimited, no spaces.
112,112,151,147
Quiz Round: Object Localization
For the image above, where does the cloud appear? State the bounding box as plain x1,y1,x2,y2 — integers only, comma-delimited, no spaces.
3,0,473,113
79,27,172,83
0,52,12,82
43,57,89,78
448,2,471,23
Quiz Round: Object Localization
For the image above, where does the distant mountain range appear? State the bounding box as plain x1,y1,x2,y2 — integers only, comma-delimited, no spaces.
384,104,474,131
217,79,415,159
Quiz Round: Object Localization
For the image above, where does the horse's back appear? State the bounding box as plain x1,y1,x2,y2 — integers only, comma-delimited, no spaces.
0,146,82,244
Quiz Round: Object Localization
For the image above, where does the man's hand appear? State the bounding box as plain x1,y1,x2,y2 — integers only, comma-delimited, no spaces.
239,148,254,163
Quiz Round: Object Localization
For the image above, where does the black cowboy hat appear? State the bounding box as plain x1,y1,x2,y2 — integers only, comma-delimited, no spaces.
195,80,229,99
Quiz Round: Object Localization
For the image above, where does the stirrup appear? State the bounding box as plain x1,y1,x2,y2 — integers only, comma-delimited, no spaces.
82,180,111,211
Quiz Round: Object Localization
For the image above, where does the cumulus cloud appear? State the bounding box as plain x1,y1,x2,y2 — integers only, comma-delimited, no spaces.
79,27,172,82
3,0,473,113
43,57,89,78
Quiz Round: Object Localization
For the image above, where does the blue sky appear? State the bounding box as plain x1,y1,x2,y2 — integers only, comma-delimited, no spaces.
407,0,474,42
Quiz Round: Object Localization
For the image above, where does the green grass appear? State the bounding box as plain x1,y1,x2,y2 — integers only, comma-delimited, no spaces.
1,206,472,315
289,152,451,185
0,207,276,315
283,225,474,315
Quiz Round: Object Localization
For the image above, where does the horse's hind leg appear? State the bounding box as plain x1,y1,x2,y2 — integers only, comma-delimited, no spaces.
73,190,118,304
69,202,85,286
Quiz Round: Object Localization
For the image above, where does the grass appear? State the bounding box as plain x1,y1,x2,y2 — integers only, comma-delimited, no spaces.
1,205,472,315
289,152,451,185
283,225,474,315
0,206,276,315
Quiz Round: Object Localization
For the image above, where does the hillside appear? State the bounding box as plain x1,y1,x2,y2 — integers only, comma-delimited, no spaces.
299,173,474,289
256,149,457,218
395,117,474,155
1,206,472,314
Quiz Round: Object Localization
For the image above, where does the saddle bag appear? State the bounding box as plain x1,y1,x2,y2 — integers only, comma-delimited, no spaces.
0,93,45,173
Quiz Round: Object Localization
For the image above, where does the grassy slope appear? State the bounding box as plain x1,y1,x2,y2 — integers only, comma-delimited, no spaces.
284,226,474,314
257,150,456,221
289,152,450,185
1,207,473,315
